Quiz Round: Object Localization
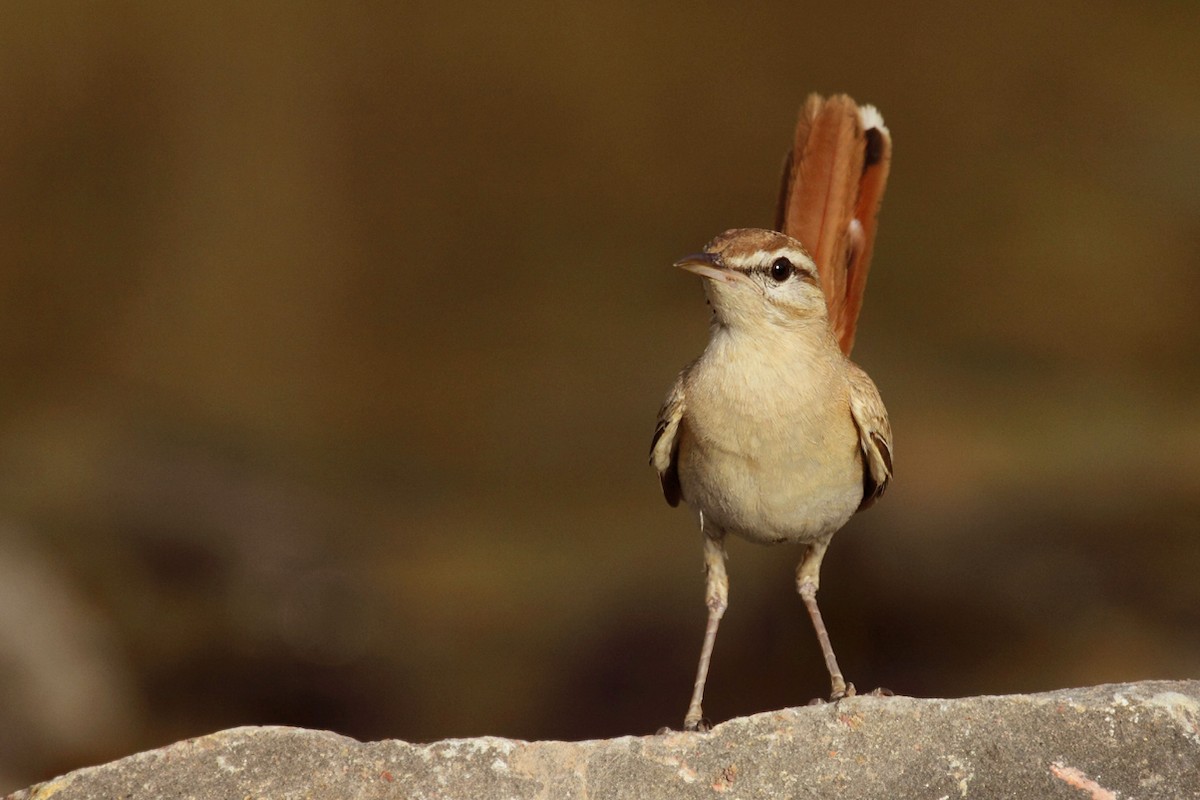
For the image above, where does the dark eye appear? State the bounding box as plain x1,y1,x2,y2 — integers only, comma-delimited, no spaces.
770,257,794,282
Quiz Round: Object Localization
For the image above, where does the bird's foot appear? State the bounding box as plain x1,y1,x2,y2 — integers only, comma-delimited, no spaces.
865,686,895,697
807,682,857,705
681,716,712,733
831,681,856,701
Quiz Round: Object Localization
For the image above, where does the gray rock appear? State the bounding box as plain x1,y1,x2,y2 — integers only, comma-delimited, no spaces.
8,681,1199,799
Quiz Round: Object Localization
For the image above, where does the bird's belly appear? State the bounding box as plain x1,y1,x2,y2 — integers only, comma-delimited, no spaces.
678,411,862,545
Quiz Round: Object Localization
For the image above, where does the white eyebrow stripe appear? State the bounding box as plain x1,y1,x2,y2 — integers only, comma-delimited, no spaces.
743,249,817,271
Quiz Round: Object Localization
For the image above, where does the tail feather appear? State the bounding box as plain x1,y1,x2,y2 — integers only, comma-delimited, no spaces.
776,94,892,355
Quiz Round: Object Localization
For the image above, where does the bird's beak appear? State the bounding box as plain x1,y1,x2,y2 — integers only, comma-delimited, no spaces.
673,252,740,285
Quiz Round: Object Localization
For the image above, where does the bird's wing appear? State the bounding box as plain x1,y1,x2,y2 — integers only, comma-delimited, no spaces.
650,372,687,507
846,362,893,510
775,93,891,356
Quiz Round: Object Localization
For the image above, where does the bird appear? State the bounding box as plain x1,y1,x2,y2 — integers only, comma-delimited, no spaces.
650,94,893,732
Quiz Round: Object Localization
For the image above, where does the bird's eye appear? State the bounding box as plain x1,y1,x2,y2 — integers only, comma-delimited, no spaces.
770,257,794,282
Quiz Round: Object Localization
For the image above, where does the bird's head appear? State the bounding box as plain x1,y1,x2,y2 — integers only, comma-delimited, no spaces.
674,228,828,332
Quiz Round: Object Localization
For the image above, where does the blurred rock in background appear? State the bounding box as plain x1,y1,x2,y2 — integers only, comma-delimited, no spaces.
1,1,1198,793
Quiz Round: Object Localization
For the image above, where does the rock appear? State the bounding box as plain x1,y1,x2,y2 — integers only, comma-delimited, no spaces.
7,681,1199,799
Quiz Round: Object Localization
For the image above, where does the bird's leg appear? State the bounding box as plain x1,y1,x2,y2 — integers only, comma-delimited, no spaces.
684,523,728,732
796,541,854,701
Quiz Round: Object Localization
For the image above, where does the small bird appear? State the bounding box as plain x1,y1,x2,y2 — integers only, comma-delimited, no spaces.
651,94,893,732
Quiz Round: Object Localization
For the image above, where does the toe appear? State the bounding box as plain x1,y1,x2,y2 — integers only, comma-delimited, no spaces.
830,682,857,702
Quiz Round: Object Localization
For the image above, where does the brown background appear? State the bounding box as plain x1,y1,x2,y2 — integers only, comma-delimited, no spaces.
1,1,1198,792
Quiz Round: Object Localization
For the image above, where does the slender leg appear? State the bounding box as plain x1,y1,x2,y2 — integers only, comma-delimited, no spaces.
796,541,854,701
684,524,728,731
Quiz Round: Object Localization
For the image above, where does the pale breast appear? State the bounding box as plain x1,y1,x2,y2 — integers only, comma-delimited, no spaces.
678,328,864,544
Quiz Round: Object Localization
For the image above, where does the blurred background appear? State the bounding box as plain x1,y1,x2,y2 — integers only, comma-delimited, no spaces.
1,0,1198,791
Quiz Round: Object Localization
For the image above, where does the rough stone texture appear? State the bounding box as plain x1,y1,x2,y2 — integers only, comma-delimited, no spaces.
8,681,1199,799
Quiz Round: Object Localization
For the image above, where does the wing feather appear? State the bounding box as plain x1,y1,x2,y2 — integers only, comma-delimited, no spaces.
846,362,893,510
650,373,687,507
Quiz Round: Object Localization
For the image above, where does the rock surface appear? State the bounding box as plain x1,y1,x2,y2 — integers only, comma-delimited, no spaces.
8,681,1199,799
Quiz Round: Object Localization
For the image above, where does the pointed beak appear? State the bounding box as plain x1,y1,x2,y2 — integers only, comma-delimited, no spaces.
673,252,739,285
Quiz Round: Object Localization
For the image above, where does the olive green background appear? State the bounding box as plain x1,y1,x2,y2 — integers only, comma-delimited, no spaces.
1,1,1198,792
